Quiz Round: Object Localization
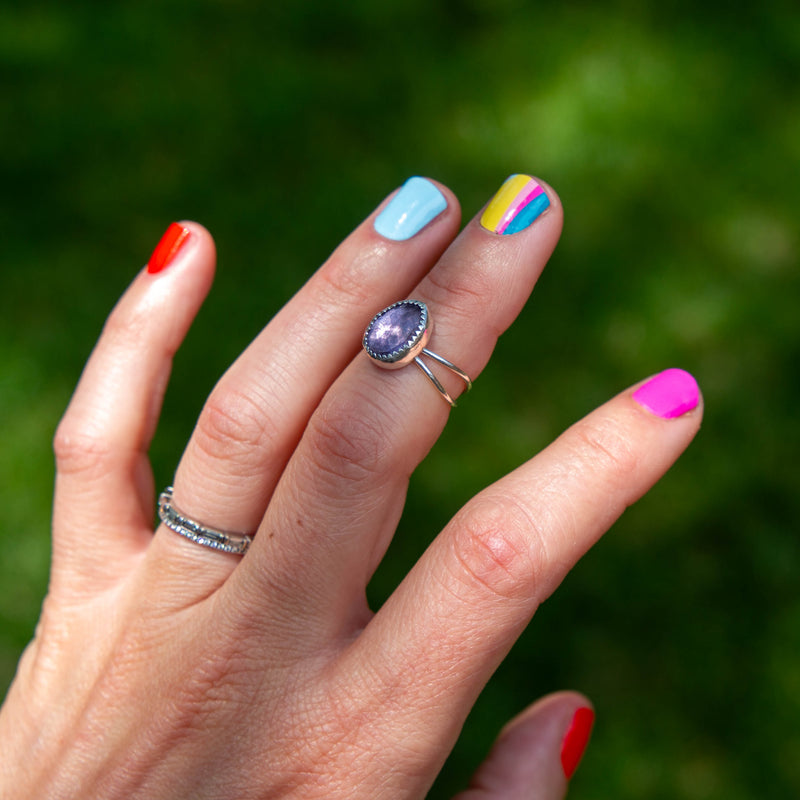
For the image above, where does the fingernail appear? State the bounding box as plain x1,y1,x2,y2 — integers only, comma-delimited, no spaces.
147,222,191,274
560,707,595,780
373,177,448,241
480,174,550,235
632,368,700,419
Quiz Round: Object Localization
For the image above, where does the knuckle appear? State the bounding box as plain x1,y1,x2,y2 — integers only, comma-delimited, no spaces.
425,263,497,326
305,392,388,487
567,416,640,488
449,495,546,602
53,420,118,477
102,295,153,353
317,247,387,307
193,387,278,468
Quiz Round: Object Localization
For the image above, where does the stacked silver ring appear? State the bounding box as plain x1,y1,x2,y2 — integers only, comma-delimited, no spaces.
157,487,252,556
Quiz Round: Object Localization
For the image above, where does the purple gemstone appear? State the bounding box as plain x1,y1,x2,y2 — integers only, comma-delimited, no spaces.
365,301,425,359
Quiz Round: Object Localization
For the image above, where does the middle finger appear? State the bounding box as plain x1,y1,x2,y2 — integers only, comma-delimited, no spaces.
230,174,560,636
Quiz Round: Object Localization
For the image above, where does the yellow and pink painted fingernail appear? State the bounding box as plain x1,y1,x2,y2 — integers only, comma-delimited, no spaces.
480,174,550,235
633,368,700,419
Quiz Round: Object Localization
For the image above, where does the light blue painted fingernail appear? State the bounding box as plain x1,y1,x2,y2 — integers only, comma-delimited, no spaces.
374,177,447,241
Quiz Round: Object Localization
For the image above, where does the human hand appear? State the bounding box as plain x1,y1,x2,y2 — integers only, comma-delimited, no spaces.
0,175,702,798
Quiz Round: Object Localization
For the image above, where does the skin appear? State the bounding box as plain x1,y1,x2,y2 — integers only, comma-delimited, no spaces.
0,178,702,799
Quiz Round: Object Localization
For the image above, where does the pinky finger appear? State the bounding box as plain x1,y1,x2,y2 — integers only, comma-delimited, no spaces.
454,693,594,800
51,222,215,594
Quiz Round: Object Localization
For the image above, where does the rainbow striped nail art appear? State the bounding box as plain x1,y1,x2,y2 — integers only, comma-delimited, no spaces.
480,174,550,235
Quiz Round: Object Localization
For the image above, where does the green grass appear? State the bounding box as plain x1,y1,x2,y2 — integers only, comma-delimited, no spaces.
2,1,799,796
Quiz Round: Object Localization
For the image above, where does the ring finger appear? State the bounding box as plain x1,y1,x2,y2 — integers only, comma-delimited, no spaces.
145,178,461,604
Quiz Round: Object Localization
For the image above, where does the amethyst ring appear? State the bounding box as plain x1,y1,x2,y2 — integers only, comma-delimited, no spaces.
362,299,472,407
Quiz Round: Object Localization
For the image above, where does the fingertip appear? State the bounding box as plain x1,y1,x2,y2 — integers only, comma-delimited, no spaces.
459,691,594,799
502,692,595,783
559,701,595,781
372,176,461,242
632,368,702,421
499,691,592,748
177,219,216,254
146,222,191,274
425,177,462,228
146,220,216,280
477,173,563,237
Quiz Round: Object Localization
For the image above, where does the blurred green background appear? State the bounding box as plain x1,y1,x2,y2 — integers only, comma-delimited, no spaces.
1,0,799,796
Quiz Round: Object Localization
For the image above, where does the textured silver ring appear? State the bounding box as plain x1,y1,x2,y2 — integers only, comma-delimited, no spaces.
157,486,252,556
363,299,472,407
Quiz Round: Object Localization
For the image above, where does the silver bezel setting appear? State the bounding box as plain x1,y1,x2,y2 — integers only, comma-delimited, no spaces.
362,299,431,369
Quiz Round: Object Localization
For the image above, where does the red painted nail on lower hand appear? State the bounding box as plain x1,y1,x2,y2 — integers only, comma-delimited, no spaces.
560,706,595,780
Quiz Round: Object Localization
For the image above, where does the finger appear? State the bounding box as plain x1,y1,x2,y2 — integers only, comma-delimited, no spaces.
51,222,215,594
345,370,701,778
232,175,561,636
144,178,460,605
454,693,595,799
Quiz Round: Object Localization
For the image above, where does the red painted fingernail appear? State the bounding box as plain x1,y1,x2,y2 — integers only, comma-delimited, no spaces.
147,222,191,274
560,706,595,780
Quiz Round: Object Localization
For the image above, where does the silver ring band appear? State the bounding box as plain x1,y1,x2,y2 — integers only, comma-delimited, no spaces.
157,486,252,556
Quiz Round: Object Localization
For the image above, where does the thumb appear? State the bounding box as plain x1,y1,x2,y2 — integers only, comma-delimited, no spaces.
454,693,595,799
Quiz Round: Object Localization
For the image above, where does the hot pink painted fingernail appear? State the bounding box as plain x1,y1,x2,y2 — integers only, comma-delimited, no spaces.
632,368,700,419
561,706,595,780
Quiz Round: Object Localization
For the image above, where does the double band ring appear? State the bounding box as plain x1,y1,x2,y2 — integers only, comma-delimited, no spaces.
363,300,472,407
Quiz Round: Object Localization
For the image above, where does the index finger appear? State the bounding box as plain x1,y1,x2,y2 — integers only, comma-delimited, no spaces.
343,370,702,775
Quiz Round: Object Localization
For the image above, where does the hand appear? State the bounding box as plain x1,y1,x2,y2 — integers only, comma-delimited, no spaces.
0,175,702,798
